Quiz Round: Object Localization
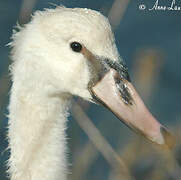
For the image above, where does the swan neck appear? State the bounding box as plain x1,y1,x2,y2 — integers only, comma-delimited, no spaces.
8,85,70,180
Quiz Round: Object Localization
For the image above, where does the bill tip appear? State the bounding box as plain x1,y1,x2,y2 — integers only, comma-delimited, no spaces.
160,126,176,149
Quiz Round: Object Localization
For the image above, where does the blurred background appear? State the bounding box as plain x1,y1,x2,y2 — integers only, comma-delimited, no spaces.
1,0,181,179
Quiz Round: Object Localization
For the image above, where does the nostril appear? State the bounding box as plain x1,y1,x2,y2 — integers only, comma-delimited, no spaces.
114,75,121,84
114,76,133,105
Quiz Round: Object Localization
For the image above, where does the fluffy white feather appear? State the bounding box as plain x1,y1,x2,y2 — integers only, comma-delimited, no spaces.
8,7,120,180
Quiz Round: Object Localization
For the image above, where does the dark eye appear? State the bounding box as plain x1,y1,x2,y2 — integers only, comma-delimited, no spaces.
70,42,82,52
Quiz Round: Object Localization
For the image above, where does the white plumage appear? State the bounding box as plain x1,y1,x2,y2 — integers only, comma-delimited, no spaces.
8,7,119,180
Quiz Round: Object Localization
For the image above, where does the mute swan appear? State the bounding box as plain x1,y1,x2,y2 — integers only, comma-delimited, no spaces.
8,6,174,180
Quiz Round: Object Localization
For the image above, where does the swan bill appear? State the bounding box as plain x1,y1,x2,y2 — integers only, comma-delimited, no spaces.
91,68,175,149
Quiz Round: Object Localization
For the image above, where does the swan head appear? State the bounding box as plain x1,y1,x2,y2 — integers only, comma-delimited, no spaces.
11,7,175,148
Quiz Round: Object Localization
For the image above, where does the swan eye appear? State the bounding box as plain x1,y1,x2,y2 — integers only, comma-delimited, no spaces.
70,42,82,52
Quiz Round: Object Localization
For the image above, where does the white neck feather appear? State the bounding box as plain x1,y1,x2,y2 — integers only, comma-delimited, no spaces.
8,80,70,180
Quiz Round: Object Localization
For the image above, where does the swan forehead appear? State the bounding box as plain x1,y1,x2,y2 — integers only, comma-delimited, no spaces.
37,7,117,58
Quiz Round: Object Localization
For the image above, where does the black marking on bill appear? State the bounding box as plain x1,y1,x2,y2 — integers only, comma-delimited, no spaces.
104,58,131,82
115,77,133,105
87,55,131,90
